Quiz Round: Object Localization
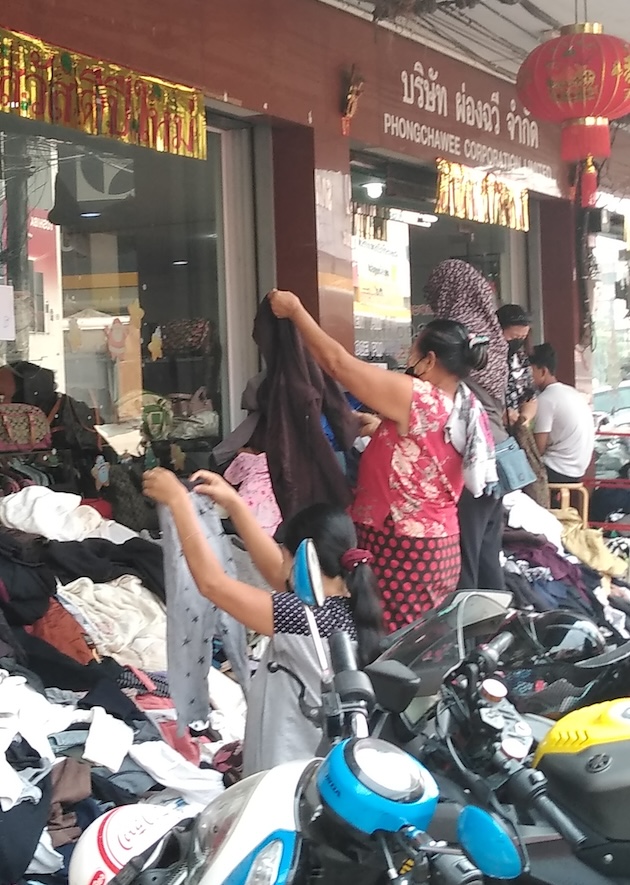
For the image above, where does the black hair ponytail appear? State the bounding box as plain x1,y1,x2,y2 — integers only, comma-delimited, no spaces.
344,563,384,666
282,503,384,666
416,319,489,378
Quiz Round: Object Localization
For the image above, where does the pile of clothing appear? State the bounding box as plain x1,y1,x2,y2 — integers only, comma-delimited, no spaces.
0,486,250,885
501,490,630,640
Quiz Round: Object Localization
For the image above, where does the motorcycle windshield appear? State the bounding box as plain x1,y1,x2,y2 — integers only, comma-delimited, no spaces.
377,591,512,727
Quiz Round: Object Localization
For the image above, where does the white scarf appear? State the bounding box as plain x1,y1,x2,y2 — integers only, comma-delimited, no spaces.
445,383,498,498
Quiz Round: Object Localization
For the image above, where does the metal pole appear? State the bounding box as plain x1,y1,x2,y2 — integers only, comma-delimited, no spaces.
3,134,30,360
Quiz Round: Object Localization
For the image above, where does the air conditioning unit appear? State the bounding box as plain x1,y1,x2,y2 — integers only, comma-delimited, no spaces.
587,209,626,241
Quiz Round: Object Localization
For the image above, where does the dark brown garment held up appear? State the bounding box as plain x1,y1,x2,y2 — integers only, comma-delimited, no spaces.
251,298,359,521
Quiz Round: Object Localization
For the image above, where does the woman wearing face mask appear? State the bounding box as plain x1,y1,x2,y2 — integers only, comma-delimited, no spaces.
268,289,497,632
496,304,537,426
425,259,509,593
496,305,549,508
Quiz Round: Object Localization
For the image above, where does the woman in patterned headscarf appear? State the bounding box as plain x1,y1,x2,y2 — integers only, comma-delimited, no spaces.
425,259,509,592
425,259,508,399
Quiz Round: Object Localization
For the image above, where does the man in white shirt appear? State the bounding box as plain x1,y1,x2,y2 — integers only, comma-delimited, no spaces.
530,343,595,483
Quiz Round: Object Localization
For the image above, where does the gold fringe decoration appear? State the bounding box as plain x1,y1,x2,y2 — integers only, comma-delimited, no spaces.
436,159,529,231
0,27,206,159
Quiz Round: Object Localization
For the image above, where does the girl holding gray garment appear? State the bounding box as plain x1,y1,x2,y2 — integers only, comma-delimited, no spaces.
143,467,382,775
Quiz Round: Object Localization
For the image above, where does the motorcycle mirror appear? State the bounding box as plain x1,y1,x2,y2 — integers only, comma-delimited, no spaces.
291,539,325,608
365,660,420,714
456,806,522,880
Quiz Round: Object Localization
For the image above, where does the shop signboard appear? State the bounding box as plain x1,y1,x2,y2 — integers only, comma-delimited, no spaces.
310,3,566,196
347,36,564,198
378,60,561,194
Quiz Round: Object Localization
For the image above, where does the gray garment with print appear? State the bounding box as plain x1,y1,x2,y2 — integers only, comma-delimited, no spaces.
467,379,509,445
158,495,250,733
243,593,356,777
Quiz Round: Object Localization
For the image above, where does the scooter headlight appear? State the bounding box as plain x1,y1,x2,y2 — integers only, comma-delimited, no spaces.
348,738,426,802
316,738,439,835
188,773,265,884
243,839,284,885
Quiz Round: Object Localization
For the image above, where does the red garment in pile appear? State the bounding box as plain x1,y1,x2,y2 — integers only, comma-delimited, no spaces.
24,598,94,665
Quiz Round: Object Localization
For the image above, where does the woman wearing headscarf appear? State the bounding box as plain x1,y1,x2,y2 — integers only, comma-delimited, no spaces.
425,259,509,591
268,288,497,632
496,304,537,426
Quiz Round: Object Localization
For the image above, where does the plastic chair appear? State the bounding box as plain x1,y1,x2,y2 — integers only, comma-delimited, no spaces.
548,483,589,528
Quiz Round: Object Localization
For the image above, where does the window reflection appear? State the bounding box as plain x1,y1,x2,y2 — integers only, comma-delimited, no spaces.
0,124,224,464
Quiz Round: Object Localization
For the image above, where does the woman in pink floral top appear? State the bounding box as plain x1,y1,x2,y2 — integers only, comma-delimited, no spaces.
268,290,497,633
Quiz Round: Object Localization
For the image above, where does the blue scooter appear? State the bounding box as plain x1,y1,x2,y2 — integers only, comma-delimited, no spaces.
69,540,523,885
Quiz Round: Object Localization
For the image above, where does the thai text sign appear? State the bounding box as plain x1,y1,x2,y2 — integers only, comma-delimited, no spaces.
375,52,563,196
436,159,529,231
0,27,206,159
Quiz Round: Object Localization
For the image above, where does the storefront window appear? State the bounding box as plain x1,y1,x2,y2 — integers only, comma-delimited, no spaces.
0,117,226,463
352,209,412,368
582,198,630,482
351,158,529,369
593,234,630,410
591,222,630,475
351,205,529,367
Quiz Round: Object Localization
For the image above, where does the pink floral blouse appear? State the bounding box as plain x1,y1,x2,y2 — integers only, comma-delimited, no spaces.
350,379,463,539
224,452,282,537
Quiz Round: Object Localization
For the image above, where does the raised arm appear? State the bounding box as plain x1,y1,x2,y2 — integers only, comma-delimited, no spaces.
143,469,274,635
190,470,286,591
268,290,414,430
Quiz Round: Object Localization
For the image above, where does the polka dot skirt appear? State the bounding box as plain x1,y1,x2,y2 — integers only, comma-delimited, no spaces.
356,518,461,633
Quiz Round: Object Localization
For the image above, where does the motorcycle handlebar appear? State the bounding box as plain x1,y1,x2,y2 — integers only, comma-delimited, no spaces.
428,853,483,885
480,631,514,665
530,792,587,849
329,631,358,676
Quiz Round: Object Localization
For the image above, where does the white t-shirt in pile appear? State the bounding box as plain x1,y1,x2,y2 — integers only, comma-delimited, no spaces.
534,381,594,479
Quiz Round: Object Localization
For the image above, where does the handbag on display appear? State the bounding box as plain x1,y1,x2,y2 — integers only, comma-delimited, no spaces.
104,463,158,533
169,410,220,441
0,404,52,452
48,395,102,452
141,395,174,442
494,436,537,496
161,319,210,356
168,387,220,440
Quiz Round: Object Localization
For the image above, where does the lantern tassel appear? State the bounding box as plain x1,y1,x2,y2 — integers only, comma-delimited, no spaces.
580,157,598,209
561,119,611,163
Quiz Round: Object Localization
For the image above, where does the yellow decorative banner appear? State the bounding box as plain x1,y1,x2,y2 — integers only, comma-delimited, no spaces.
0,27,206,159
436,159,529,232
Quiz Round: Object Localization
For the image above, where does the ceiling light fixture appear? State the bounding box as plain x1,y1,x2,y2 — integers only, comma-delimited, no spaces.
362,181,385,199
80,212,101,218
389,208,439,227
172,260,188,266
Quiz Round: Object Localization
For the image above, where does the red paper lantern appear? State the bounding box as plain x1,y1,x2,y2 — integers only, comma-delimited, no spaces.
517,23,630,162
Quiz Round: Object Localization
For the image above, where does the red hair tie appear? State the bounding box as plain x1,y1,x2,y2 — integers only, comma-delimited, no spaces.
341,548,374,571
